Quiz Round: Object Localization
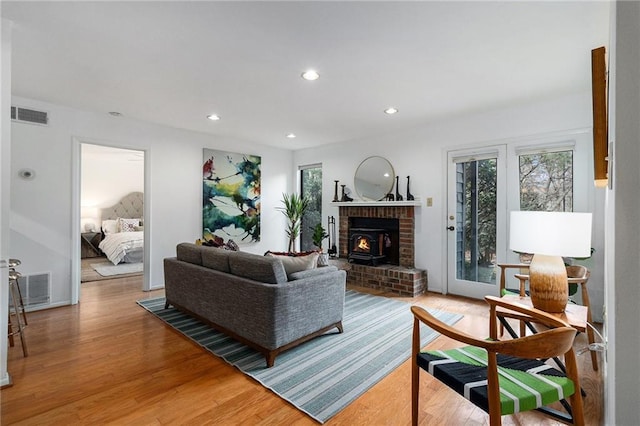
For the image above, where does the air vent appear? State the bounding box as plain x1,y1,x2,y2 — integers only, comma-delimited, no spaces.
11,106,49,126
14,273,51,308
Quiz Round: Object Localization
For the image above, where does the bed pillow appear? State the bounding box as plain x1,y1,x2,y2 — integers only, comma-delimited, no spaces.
102,219,118,234
264,251,319,276
118,218,139,232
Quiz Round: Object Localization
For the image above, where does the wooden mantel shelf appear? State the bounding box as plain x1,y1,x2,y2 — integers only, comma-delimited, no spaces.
331,199,422,207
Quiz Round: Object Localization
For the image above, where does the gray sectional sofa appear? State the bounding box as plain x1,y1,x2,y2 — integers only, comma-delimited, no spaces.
163,243,347,367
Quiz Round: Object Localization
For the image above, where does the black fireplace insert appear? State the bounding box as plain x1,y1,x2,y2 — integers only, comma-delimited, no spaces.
347,217,399,266
348,227,389,266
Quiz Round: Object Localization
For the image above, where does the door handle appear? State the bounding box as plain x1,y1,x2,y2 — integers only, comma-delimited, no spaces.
447,226,455,231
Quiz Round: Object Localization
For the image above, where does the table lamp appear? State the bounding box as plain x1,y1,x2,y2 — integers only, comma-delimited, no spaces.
509,211,592,313
81,206,99,232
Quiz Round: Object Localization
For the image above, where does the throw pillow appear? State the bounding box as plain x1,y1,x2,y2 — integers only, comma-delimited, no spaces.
264,251,319,275
101,219,118,234
118,217,139,232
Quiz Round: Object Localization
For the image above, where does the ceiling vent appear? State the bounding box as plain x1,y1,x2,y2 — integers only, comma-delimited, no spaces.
11,106,49,126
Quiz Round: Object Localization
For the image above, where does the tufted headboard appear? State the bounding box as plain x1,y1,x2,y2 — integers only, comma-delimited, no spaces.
101,192,144,221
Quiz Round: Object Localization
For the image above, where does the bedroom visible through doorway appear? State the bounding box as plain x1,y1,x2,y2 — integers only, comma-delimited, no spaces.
80,144,145,288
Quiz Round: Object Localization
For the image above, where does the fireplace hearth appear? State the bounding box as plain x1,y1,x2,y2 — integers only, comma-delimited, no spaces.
337,203,426,296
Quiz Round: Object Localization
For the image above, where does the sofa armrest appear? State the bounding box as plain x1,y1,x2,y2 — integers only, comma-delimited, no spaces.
269,269,346,347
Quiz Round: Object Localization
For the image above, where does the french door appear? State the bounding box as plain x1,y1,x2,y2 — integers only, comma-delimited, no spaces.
447,146,506,299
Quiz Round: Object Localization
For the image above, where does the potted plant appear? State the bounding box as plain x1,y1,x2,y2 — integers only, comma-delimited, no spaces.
277,193,310,253
311,223,330,266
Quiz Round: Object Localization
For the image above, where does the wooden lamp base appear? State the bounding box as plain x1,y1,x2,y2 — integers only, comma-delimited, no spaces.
528,254,568,313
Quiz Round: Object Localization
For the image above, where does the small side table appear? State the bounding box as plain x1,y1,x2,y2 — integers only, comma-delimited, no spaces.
81,232,102,258
495,294,597,371
496,294,588,334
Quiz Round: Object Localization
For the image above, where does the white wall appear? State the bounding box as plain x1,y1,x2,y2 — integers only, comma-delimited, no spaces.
606,1,640,424
10,96,293,306
1,17,13,388
294,92,605,320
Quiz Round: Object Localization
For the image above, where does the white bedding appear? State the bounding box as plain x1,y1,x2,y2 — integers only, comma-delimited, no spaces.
99,231,144,265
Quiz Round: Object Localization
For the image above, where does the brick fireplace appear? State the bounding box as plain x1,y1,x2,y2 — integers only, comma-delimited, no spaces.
337,203,426,296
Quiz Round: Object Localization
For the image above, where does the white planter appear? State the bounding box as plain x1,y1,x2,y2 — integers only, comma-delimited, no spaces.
317,252,329,267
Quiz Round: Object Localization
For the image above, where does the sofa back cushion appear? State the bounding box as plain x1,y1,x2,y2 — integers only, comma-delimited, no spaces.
176,243,202,265
228,251,288,284
201,246,231,273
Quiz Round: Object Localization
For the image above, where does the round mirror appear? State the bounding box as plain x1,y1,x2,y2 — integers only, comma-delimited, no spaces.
354,156,395,201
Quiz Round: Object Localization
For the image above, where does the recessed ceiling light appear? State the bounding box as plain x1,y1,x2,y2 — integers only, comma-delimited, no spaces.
384,107,398,115
286,133,296,139
301,70,320,81
108,111,122,117
207,114,221,121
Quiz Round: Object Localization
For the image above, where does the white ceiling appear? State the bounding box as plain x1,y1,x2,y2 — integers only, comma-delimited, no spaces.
2,1,610,150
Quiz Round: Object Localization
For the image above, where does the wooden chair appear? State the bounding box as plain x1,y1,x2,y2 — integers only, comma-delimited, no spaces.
497,262,530,296
497,263,530,337
497,263,598,370
411,296,585,426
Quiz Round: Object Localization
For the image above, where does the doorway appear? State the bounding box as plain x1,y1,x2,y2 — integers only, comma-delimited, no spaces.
446,133,587,300
446,146,506,299
72,141,147,302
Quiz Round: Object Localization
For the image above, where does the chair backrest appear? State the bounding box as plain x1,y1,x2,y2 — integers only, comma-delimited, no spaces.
499,263,590,296
566,264,589,280
497,263,530,295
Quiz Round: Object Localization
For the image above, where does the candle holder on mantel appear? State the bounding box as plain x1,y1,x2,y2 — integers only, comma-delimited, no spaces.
333,180,340,202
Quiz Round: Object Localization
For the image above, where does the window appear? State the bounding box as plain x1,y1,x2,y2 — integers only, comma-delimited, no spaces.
519,150,573,212
300,164,322,251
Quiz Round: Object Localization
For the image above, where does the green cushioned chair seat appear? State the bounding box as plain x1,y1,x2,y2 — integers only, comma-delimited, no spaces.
417,346,575,415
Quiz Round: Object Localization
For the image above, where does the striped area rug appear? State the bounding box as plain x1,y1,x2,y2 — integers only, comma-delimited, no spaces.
137,290,462,423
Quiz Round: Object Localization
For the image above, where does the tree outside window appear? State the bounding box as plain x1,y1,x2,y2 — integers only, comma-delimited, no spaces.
519,151,573,212
300,166,322,251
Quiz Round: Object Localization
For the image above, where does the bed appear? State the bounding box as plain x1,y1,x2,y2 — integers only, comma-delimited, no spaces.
98,192,144,265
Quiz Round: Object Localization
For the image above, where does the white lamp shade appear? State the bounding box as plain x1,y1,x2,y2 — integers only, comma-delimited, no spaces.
80,206,99,232
509,211,592,258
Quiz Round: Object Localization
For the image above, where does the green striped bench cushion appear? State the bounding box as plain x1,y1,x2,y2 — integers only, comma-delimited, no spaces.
417,346,575,415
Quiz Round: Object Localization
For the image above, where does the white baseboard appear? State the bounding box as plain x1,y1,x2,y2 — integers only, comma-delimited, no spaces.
0,371,12,388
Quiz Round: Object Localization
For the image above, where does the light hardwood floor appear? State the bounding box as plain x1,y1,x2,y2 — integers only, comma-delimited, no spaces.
2,277,603,425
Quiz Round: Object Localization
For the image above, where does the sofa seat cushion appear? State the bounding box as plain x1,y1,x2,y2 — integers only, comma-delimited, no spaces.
265,251,319,276
228,251,288,284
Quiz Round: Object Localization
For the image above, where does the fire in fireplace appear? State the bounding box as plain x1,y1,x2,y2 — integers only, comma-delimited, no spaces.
347,217,400,266
348,228,389,266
